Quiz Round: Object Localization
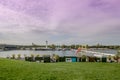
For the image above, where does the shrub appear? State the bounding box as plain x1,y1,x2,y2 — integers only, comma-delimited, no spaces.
35,57,43,61
31,54,34,58
102,57,107,62
17,54,21,59
59,57,65,62
43,55,50,63
88,57,95,62
81,55,86,62
52,54,60,62
11,54,15,59
36,54,40,57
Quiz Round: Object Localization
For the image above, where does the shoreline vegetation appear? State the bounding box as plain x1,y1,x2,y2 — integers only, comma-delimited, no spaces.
0,58,120,80
4,50,120,63
3,48,120,63
0,43,120,51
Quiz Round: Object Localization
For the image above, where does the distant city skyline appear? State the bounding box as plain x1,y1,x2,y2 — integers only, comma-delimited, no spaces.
0,0,120,45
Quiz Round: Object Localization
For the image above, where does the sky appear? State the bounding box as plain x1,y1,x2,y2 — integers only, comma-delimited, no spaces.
0,0,120,45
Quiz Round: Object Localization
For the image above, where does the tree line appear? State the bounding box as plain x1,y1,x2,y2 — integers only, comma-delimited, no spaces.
19,44,120,50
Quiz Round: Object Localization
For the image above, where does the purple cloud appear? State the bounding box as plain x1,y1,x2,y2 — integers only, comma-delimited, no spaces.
0,0,120,45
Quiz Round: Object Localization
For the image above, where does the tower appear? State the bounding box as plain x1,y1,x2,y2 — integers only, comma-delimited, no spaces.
46,40,48,49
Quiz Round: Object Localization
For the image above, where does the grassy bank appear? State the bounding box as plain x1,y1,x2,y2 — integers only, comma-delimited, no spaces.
0,58,120,80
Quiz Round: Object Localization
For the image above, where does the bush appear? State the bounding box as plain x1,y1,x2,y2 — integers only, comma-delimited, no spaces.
94,57,101,62
17,54,21,59
43,55,50,63
25,57,34,62
11,54,15,59
81,55,86,62
102,57,107,62
59,57,65,62
88,57,95,62
78,57,81,62
52,54,60,62
35,57,43,61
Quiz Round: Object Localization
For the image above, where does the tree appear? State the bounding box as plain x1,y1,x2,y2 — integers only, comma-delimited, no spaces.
17,54,21,59
71,45,75,49
86,44,89,49
115,50,120,62
36,54,40,57
52,54,59,62
31,54,34,58
116,50,120,57
81,55,86,62
12,54,15,59
54,55,59,62
50,44,56,49
76,45,80,49
96,43,100,48
61,44,66,49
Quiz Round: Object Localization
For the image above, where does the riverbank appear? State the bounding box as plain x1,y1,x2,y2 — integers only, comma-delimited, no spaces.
0,58,120,80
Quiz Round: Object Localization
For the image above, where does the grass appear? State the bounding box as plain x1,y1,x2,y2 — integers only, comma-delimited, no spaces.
0,58,120,80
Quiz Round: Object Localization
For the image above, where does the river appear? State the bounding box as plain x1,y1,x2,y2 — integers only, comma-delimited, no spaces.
0,49,117,58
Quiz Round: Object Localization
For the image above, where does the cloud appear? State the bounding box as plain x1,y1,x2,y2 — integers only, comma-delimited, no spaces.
0,0,120,45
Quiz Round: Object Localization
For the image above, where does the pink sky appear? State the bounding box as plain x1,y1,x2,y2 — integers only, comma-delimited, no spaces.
0,0,120,45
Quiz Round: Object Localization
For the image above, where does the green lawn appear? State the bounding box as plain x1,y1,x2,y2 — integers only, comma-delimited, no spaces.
0,58,120,80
